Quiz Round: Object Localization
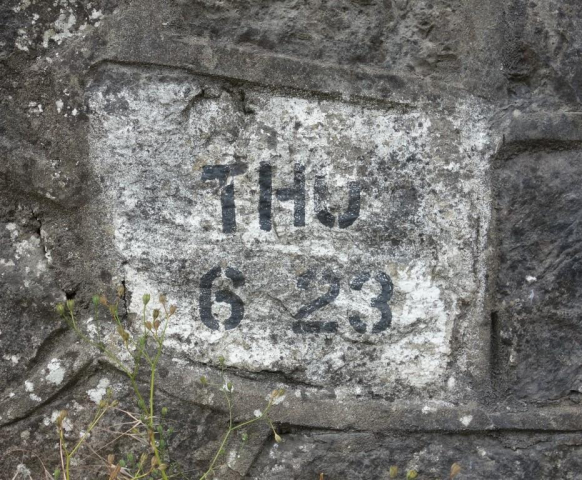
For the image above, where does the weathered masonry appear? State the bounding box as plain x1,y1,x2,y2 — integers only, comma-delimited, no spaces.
87,63,491,396
2,1,582,479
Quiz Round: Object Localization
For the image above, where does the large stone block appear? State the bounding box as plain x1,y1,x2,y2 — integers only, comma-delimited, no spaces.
494,147,582,403
86,64,492,400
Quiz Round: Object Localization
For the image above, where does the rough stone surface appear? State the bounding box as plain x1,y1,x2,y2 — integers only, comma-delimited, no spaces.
494,148,582,404
86,64,491,400
1,0,582,478
249,431,582,479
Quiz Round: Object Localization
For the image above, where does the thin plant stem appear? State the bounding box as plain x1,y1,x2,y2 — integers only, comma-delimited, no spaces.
199,388,277,479
58,297,260,480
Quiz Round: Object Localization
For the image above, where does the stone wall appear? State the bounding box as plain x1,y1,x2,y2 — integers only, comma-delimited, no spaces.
1,1,581,478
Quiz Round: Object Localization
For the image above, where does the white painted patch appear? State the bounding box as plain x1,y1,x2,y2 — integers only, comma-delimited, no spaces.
24,381,34,392
88,66,492,398
171,357,188,367
526,275,537,283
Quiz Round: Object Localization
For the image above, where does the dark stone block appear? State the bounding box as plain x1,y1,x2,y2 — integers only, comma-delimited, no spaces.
494,149,582,403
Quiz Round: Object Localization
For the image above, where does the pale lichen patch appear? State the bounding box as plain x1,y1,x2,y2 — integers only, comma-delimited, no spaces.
460,415,473,427
90,9,104,20
87,378,110,404
2,354,20,365
50,410,73,431
45,358,66,385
